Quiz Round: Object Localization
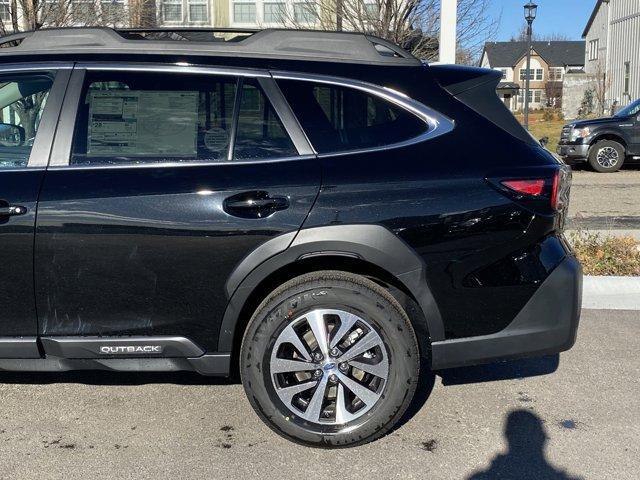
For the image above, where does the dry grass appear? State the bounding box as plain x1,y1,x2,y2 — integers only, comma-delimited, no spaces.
514,112,565,152
569,230,640,276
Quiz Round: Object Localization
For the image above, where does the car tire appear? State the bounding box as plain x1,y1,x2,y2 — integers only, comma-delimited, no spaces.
240,270,420,448
588,140,625,173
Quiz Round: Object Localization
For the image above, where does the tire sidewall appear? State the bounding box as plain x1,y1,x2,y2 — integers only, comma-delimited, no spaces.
588,140,625,172
240,274,419,447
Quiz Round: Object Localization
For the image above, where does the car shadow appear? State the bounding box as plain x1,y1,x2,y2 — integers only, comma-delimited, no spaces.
397,354,560,431
466,409,583,480
0,370,236,386
438,354,560,386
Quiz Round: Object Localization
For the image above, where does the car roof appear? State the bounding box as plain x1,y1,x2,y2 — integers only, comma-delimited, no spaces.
0,27,421,66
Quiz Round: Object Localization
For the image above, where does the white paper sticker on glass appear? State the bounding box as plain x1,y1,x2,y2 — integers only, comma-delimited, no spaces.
87,91,198,157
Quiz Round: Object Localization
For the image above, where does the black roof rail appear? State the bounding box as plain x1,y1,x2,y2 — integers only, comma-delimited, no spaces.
0,27,421,66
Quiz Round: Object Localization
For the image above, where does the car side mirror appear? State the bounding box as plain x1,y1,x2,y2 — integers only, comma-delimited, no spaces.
539,136,549,147
0,123,25,147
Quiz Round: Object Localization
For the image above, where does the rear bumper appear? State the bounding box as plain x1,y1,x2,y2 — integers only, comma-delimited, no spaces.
431,255,582,370
557,143,589,160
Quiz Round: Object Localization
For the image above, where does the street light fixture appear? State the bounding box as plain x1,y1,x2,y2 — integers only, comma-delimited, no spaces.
523,1,537,131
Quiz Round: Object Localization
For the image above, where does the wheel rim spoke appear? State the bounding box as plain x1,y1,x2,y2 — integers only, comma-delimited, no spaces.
335,383,358,424
303,375,329,422
349,358,388,379
276,380,318,404
306,310,330,355
329,310,359,349
336,371,380,406
270,357,317,374
274,323,312,361
337,330,383,363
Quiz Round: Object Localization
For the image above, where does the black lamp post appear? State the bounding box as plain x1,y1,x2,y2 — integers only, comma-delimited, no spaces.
523,1,538,130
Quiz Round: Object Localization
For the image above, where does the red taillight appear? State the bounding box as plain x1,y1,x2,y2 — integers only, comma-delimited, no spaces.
489,166,570,214
500,179,546,196
550,170,560,210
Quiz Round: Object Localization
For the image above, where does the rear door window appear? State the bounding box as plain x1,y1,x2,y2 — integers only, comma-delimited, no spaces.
234,79,297,160
0,73,54,168
277,79,428,154
70,71,297,166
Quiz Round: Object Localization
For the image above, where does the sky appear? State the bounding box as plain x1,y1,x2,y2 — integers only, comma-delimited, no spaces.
487,0,598,41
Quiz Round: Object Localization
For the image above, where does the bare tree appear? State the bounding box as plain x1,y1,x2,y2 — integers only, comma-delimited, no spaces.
544,80,562,108
0,0,157,35
591,60,611,116
0,1,156,141
510,23,569,42
271,0,497,62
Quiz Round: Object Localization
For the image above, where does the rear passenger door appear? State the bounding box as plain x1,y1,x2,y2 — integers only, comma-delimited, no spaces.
0,65,69,357
35,65,318,353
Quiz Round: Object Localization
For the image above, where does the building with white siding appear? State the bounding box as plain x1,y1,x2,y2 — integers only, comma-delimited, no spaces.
583,0,640,109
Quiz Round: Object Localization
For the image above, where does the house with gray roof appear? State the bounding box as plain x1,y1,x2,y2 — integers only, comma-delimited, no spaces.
480,40,585,112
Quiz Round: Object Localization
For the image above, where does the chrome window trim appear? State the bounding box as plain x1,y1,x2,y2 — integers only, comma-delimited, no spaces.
0,62,74,73
75,62,271,78
271,70,455,157
47,154,317,171
50,62,308,169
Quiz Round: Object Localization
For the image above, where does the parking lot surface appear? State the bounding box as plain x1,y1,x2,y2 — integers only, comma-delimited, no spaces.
569,168,640,230
0,309,637,480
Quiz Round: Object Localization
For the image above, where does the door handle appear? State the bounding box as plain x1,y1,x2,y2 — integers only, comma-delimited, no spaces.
0,204,27,216
223,191,289,219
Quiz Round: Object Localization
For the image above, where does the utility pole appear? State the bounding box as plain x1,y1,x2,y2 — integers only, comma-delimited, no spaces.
439,0,457,64
523,2,538,131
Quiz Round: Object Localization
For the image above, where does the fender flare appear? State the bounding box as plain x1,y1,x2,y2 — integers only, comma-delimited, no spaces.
217,224,445,352
589,132,629,151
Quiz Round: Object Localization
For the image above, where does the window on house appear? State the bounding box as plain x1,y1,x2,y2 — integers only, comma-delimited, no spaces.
293,2,317,23
499,69,507,79
72,0,95,23
549,67,564,81
535,69,543,81
162,0,182,21
188,0,208,21
519,68,533,81
624,61,631,95
517,89,540,104
263,2,286,22
0,0,10,21
101,0,125,21
363,2,379,19
588,39,599,61
277,79,428,154
234,2,256,22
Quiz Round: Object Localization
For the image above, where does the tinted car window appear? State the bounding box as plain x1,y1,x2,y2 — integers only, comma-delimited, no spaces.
71,72,296,166
277,79,427,154
0,73,53,168
234,79,297,160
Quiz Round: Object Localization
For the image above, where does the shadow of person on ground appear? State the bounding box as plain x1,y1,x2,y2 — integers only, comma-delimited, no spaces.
467,410,583,480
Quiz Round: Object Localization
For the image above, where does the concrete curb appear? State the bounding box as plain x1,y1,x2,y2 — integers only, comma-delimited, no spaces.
582,276,640,310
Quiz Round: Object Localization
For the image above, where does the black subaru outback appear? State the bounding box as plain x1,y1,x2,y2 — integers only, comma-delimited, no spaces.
0,27,581,447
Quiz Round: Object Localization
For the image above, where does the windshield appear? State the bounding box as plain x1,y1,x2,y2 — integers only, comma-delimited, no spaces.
615,99,640,117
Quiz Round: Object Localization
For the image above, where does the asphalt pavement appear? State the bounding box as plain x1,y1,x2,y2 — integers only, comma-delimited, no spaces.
568,168,640,232
0,308,637,479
